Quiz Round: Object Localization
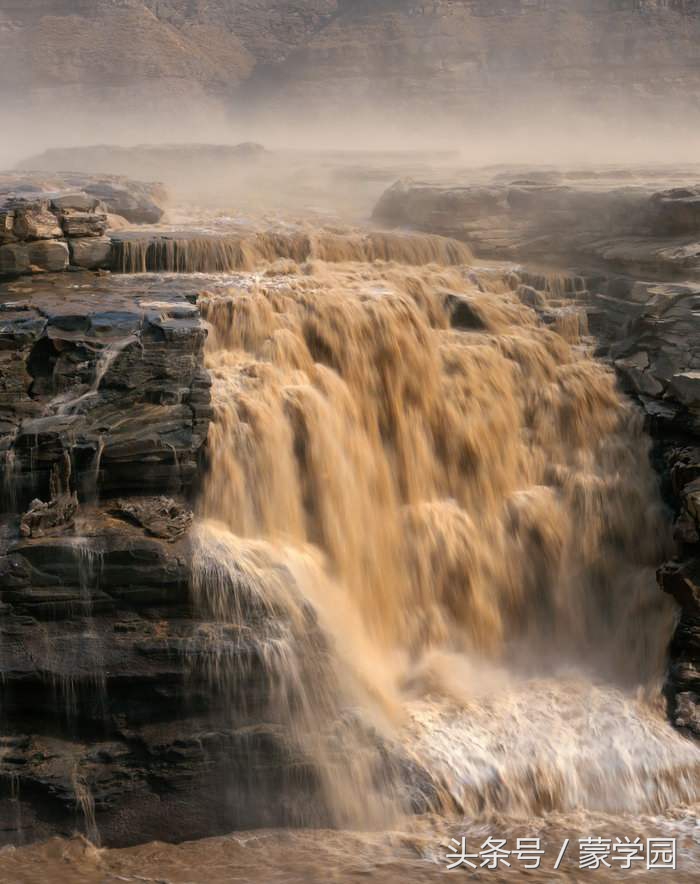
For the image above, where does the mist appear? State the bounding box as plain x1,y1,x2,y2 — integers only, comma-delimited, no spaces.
5,86,700,174
2,1,700,875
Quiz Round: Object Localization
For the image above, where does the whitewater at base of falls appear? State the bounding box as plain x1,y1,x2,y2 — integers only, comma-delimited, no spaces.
187,253,698,833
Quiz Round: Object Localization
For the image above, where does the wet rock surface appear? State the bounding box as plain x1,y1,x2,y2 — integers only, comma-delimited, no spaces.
0,273,225,845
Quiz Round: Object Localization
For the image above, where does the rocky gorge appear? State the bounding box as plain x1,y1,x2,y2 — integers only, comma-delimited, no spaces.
0,151,698,868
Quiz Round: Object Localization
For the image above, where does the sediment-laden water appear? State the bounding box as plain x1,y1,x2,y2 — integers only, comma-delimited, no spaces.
2,248,698,881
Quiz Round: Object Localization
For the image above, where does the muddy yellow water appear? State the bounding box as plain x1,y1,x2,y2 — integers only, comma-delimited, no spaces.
3,250,698,881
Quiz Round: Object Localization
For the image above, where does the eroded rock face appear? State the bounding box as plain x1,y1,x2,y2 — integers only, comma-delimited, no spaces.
109,497,193,542
4,2,700,115
610,283,700,432
19,493,78,538
373,176,700,279
59,209,109,238
0,298,210,505
0,518,305,845
0,277,223,846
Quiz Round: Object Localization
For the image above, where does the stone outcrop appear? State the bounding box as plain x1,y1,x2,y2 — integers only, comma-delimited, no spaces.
68,237,113,270
0,173,168,277
0,276,222,846
374,175,700,279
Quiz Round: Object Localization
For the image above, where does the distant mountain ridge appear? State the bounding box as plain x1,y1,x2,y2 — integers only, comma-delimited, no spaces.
2,1,700,114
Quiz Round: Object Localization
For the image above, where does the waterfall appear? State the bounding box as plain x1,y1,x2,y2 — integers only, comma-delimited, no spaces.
188,254,698,826
111,231,474,274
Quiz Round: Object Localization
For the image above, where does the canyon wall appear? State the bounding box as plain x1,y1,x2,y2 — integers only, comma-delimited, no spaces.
3,1,700,118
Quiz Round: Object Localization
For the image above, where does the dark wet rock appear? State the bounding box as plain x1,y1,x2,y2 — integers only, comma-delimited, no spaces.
0,268,220,844
659,557,700,737
673,691,700,733
659,559,700,612
0,285,210,512
670,372,700,408
0,502,323,845
110,497,193,542
444,292,487,331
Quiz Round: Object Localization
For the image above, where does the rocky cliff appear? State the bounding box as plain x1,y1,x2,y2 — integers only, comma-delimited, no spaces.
3,1,700,115
0,273,227,846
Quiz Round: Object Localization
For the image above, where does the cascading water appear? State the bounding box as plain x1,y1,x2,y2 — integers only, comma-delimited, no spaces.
191,255,700,829
111,230,474,274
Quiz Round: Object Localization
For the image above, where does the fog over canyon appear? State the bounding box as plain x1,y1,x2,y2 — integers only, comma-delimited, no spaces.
0,2,699,882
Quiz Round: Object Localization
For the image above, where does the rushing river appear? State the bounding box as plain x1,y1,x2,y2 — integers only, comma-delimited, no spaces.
1,245,698,881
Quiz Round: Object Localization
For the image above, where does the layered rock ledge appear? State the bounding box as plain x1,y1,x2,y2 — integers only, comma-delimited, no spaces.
374,174,700,279
0,173,167,277
0,276,225,845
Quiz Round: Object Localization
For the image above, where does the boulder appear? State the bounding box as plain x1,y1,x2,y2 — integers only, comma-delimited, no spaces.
59,209,109,238
81,182,165,224
105,212,131,231
669,372,700,407
444,292,488,331
0,240,69,276
50,193,103,212
68,236,113,270
11,201,62,240
648,187,700,235
29,239,70,273
0,242,29,275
